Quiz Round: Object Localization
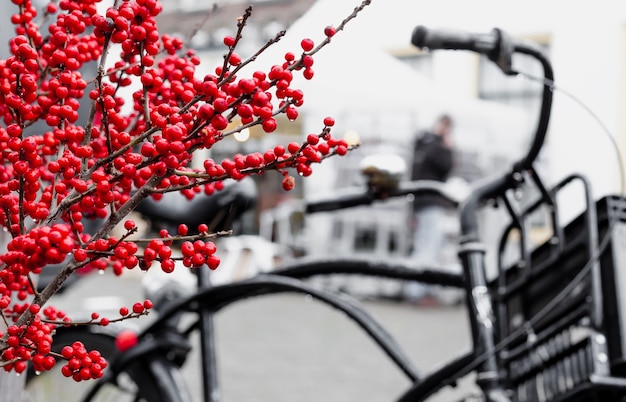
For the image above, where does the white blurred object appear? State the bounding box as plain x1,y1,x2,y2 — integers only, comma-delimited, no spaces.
445,176,472,200
360,154,408,193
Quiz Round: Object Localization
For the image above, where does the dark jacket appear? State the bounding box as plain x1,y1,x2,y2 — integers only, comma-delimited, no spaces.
410,132,454,210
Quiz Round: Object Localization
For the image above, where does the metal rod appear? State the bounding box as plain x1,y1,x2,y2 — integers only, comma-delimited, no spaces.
196,266,220,402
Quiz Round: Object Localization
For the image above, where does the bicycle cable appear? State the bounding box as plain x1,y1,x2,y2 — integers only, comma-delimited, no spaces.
513,71,626,321
456,71,626,382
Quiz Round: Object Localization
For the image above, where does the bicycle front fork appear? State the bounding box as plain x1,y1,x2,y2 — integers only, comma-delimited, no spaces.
459,240,511,402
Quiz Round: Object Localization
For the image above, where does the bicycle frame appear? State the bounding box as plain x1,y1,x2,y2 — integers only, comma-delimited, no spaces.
410,25,626,402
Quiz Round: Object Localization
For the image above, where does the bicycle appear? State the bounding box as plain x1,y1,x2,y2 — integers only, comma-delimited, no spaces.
26,25,626,402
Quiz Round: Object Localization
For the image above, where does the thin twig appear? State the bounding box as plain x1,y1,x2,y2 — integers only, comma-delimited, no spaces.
218,30,286,87
290,0,372,71
217,6,253,83
39,311,149,327
128,230,232,244
184,3,219,46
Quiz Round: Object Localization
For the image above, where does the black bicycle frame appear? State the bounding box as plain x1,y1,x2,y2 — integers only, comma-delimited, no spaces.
454,34,554,400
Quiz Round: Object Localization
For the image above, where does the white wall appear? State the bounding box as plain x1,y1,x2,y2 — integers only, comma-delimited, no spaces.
311,0,626,219
192,0,626,226
271,0,626,261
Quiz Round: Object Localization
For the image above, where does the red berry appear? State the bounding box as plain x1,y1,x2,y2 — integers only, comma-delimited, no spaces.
61,365,73,377
181,241,194,257
159,229,170,240
228,53,241,66
302,55,314,68
237,104,253,119
286,106,298,121
14,361,26,374
161,259,175,273
223,36,236,47
274,145,286,157
282,176,295,191
115,330,138,352
300,38,314,52
211,114,228,130
263,151,276,163
323,116,335,127
74,249,87,263
206,255,220,270
132,302,144,314
61,346,74,360
324,26,336,37
262,118,277,133
307,134,320,145
287,142,300,154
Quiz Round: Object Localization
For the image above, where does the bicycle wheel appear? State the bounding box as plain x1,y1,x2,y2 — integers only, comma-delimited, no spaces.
24,326,174,402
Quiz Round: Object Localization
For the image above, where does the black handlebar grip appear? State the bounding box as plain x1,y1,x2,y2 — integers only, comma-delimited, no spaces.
411,25,513,74
412,26,468,50
412,25,497,53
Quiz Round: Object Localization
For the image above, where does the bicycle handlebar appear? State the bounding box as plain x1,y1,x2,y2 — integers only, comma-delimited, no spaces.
412,25,554,238
412,26,495,52
412,26,514,74
305,189,375,213
305,180,461,214
412,25,552,173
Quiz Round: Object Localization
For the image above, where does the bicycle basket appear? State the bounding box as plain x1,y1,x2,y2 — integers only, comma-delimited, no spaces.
493,194,626,402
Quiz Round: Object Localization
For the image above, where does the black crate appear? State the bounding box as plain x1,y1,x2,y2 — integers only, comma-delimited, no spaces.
493,195,626,401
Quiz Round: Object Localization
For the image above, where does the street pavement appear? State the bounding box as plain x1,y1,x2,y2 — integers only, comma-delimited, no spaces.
48,269,477,402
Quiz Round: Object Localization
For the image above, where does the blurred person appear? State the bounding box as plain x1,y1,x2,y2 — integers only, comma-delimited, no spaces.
406,114,455,304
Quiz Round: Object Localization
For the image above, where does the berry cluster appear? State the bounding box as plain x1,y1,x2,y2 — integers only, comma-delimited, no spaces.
0,0,369,382
180,238,220,270
87,299,153,327
0,305,60,375
114,299,153,323
60,342,107,381
0,298,151,378
0,224,76,304
213,126,344,179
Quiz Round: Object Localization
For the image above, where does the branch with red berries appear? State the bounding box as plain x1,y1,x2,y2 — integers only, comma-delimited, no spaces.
0,0,371,381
